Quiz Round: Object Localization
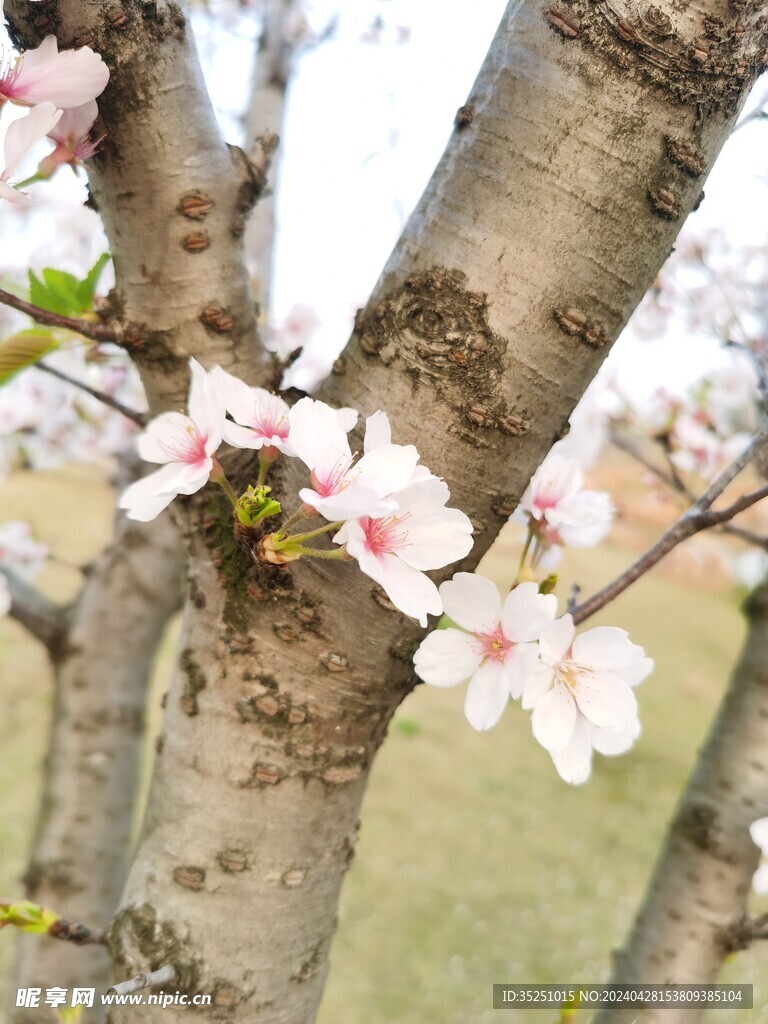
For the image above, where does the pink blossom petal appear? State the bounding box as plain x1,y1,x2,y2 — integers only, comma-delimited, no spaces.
355,443,420,497
4,103,61,179
395,508,473,571
464,660,509,731
439,572,501,633
353,546,441,627
8,38,109,108
413,629,482,687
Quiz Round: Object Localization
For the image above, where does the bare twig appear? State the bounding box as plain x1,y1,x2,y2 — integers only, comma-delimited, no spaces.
2,568,67,654
108,965,176,996
0,288,119,343
36,362,146,426
574,423,768,623
611,430,768,550
48,918,107,946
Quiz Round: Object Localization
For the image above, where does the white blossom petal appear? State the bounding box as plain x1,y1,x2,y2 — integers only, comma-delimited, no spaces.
413,629,482,687
531,682,577,752
749,817,768,855
538,615,575,666
551,715,593,785
439,572,501,633
363,410,391,452
502,642,542,700
571,670,638,732
464,660,509,731
501,582,557,643
571,626,636,670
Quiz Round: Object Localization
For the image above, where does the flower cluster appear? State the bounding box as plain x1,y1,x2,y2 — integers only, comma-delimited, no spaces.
0,36,109,203
414,573,652,784
119,360,473,626
122,361,650,784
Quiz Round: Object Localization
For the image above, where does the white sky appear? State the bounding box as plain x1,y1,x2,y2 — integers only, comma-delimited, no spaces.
1,0,766,400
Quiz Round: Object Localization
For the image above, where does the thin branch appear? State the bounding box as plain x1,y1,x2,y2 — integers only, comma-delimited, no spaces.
611,430,768,550
2,568,67,654
0,288,120,343
37,362,146,426
573,423,768,623
48,918,107,946
108,965,176,996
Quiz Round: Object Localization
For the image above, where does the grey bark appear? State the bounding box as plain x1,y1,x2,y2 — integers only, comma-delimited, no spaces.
11,512,183,1023
3,0,766,1021
595,577,768,1024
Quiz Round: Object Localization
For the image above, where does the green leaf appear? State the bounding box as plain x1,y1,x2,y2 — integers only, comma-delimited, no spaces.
0,329,59,384
28,269,73,317
76,252,110,309
26,255,112,319
42,268,84,313
0,899,60,932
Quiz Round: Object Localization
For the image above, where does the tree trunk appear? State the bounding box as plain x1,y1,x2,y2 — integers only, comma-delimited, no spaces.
4,0,765,1021
596,577,768,1024
12,511,182,1023
244,0,296,317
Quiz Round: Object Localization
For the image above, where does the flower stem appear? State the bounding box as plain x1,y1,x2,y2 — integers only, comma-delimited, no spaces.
211,461,239,508
285,521,343,545
276,507,311,539
516,523,535,583
291,545,348,560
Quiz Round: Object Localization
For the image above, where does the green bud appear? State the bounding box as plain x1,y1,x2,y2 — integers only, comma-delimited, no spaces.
236,485,282,527
538,573,558,595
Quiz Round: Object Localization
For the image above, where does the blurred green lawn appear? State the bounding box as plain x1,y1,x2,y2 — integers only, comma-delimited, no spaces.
1,467,767,1023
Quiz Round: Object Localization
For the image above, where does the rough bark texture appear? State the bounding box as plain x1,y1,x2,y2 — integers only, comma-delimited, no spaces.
596,578,768,1024
4,0,766,1021
10,512,182,1024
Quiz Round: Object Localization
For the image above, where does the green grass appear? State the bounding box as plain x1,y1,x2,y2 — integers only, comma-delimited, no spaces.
2,471,767,1023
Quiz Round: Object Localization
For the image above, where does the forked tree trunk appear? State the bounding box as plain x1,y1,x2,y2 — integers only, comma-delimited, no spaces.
4,0,766,1021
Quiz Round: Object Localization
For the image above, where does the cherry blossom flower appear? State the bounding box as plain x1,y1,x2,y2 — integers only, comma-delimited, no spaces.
0,521,48,580
516,453,614,549
749,818,768,895
522,615,652,784
37,100,102,178
335,476,474,627
0,575,10,617
0,103,62,205
118,359,225,522
289,398,419,521
210,366,292,456
0,36,109,109
414,574,557,729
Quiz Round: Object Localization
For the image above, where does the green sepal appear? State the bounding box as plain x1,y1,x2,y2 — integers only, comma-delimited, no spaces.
539,573,558,595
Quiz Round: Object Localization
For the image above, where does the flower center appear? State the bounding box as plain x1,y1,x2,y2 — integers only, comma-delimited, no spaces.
361,513,410,558
311,455,355,497
477,626,512,664
555,659,582,692
159,423,208,465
